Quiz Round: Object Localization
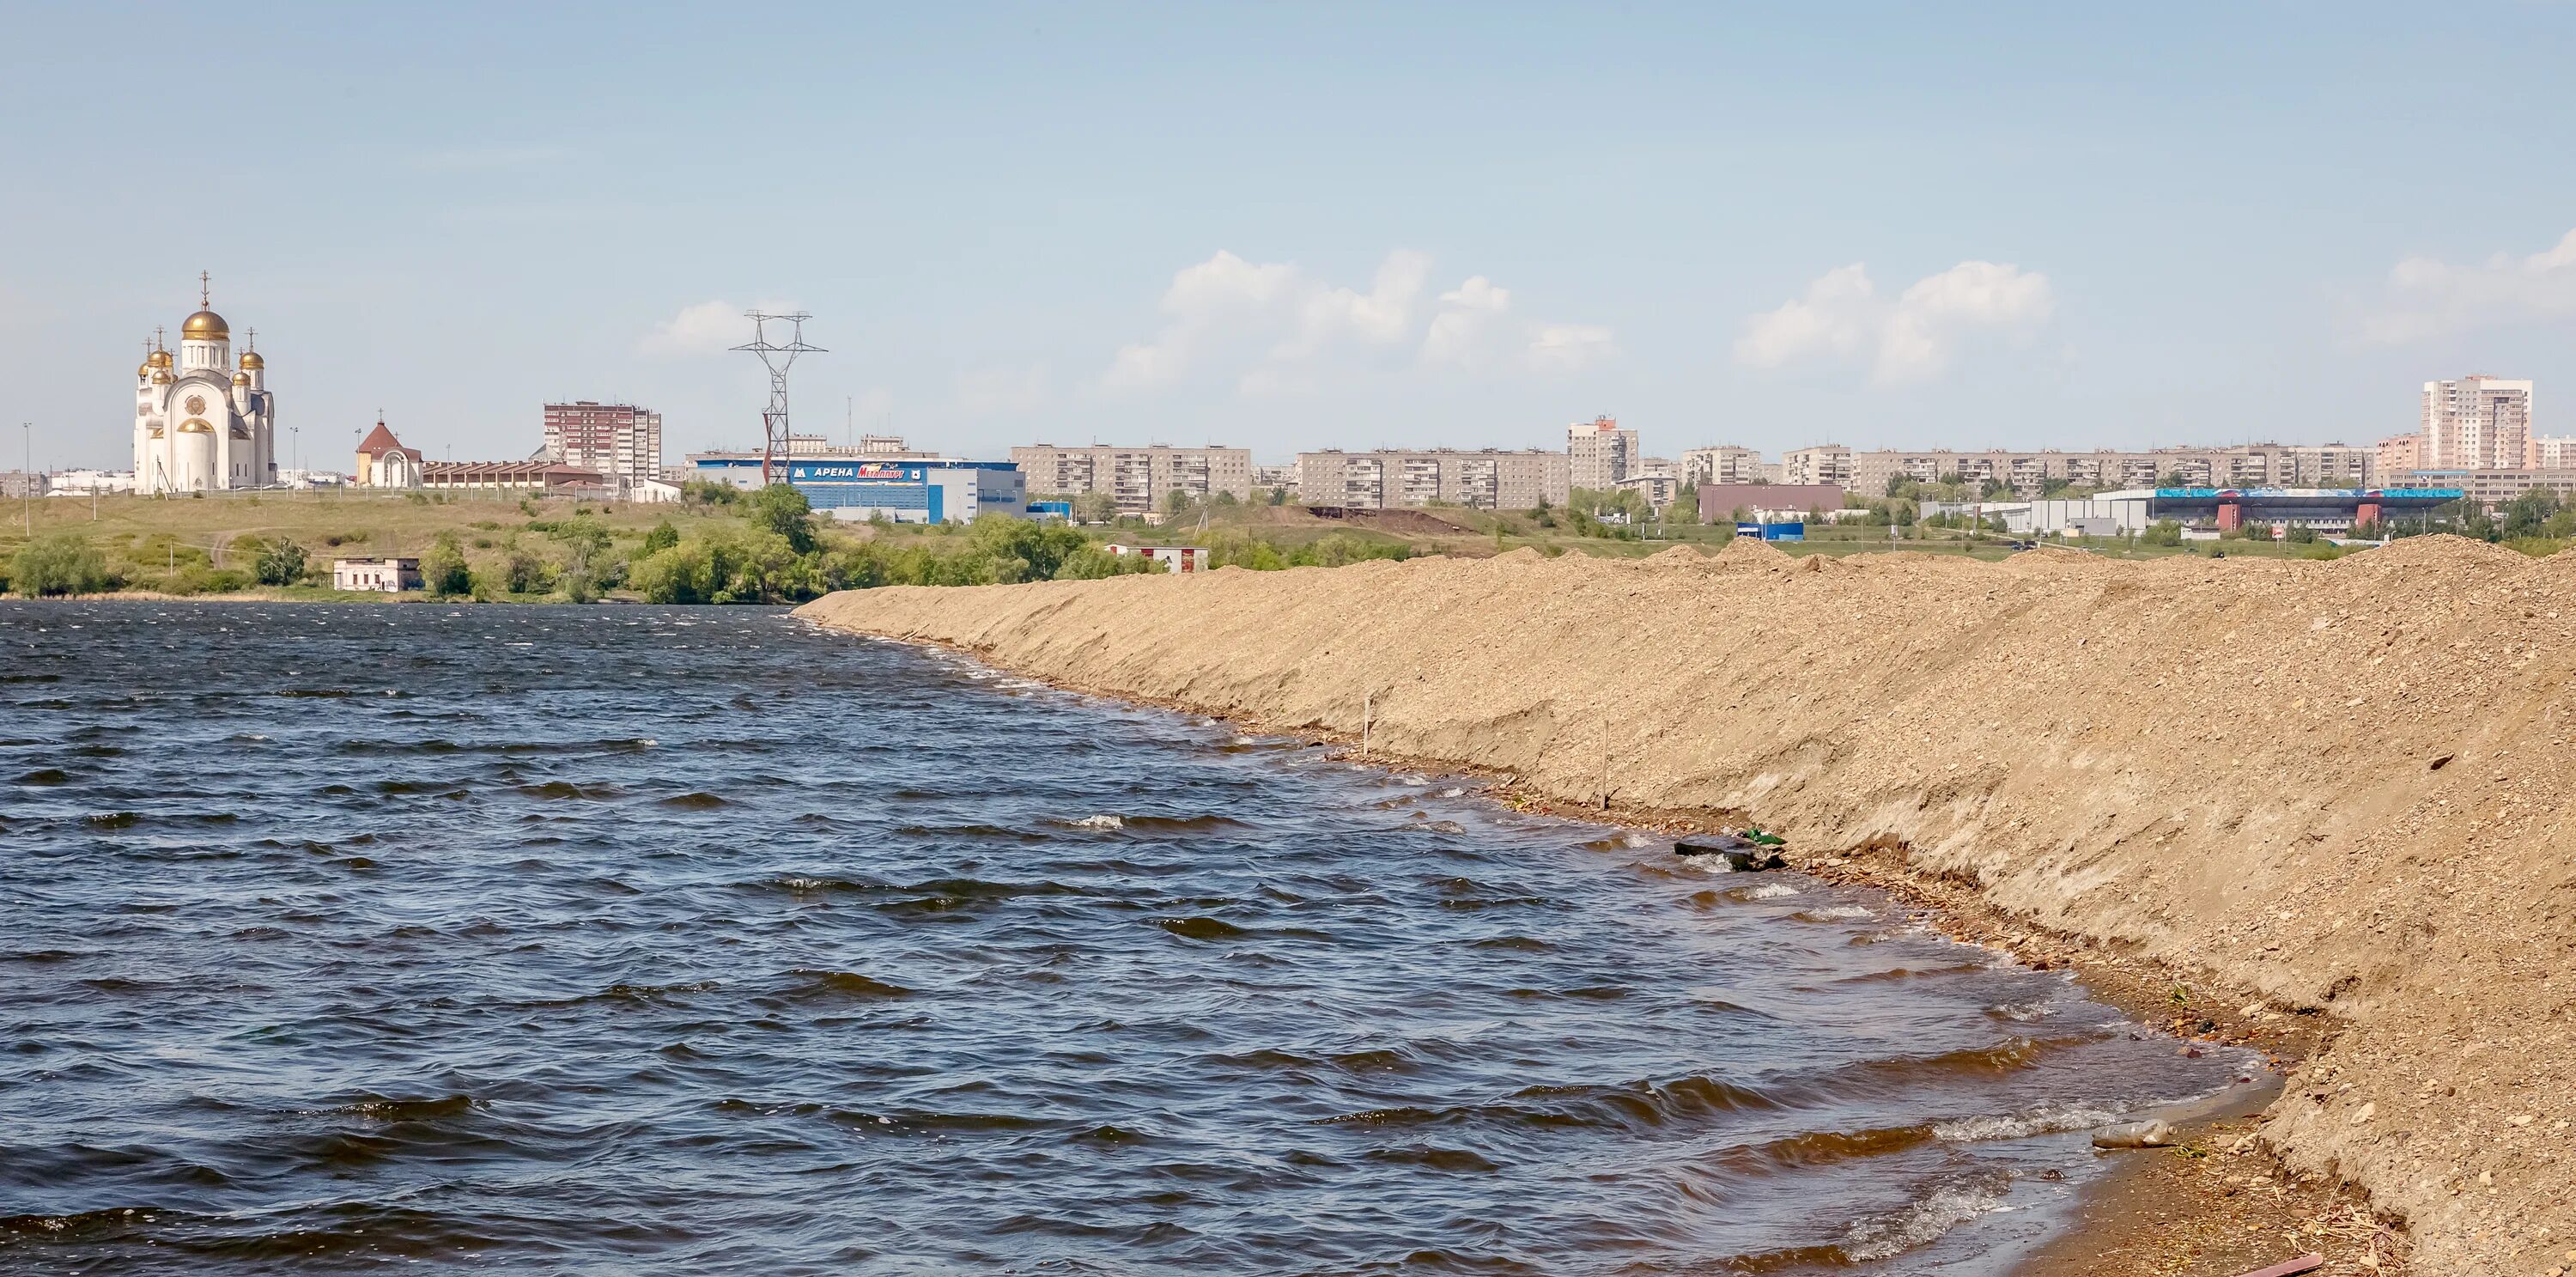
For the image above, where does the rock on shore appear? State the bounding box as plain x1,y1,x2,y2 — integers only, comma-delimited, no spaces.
797,536,2576,1273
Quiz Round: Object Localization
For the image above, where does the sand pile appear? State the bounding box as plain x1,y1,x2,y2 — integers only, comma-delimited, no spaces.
798,538,2576,1272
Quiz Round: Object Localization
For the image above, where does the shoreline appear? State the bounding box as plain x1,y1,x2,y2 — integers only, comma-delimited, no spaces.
797,540,2576,1273
845,627,2406,1275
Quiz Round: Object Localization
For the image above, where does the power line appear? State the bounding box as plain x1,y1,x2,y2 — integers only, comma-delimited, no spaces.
732,312,823,486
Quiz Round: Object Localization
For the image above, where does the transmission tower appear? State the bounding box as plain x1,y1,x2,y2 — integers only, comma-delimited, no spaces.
733,311,823,485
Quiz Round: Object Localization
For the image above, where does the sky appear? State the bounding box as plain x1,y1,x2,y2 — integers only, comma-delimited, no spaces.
3,2,2573,471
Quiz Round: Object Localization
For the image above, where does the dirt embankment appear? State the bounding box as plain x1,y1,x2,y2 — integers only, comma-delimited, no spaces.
796,537,2576,1274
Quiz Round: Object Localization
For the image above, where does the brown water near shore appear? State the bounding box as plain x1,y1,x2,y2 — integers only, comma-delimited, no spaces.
798,535,2576,1274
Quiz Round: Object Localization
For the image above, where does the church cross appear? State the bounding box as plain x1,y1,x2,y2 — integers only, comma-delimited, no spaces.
246,327,256,350
199,271,211,307
155,325,166,350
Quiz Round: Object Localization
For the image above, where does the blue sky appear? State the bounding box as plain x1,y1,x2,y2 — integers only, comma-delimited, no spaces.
4,3,2573,470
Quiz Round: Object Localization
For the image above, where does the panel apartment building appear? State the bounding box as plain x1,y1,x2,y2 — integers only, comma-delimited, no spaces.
542,401,664,484
1297,449,1571,511
1007,445,1255,513
1791,444,2380,496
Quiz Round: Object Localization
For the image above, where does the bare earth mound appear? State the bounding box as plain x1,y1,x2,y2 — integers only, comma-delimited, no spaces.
797,538,2576,1273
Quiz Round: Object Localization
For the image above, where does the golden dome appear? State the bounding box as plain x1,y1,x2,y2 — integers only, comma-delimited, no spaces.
178,417,214,434
137,360,153,377
182,309,229,341
152,368,174,384
149,349,173,368
238,350,264,370
234,371,251,386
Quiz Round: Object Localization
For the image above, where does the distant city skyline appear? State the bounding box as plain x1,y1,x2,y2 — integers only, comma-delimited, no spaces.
4,4,2575,470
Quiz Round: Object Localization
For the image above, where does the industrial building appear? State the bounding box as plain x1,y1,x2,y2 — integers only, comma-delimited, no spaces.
1008,444,1255,513
690,452,1034,524
1297,448,1571,511
1954,487,2468,538
1693,483,1848,520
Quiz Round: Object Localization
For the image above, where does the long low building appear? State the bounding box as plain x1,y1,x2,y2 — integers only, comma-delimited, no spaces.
690,452,1033,524
1955,487,2468,536
1297,449,1570,511
421,460,612,495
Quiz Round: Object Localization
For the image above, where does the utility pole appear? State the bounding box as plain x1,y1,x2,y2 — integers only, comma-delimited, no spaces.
20,423,29,534
733,312,823,486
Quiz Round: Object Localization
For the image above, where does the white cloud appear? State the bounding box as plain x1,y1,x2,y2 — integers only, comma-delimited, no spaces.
1104,251,1609,392
1525,324,1618,372
2365,227,2576,344
955,363,1050,415
1735,260,2053,382
640,300,791,358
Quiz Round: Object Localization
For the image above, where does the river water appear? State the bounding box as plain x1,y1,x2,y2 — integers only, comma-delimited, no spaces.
0,602,2243,1274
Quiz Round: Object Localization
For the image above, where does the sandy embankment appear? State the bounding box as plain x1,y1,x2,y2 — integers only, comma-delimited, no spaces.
797,537,2576,1274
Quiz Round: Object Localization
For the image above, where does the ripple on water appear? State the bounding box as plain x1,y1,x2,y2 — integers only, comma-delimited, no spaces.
0,600,2253,1274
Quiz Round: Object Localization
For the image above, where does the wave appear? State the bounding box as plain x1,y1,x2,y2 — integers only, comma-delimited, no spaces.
517,781,623,800
771,969,914,1001
328,1093,477,1122
1052,813,1249,834
657,792,729,809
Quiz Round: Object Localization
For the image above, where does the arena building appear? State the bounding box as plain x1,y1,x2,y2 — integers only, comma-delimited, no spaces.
689,452,1042,524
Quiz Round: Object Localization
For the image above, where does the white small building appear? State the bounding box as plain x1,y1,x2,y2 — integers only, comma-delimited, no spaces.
46,470,137,496
333,556,422,593
1105,544,1206,573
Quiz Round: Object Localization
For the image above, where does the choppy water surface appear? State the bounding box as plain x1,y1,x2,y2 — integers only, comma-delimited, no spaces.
1,602,2245,1274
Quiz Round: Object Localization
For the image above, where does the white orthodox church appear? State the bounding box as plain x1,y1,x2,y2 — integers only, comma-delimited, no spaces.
132,276,276,493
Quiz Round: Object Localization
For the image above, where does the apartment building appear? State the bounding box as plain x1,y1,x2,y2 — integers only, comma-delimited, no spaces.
1297,448,1571,511
1567,415,1637,490
1843,445,2376,497
2422,376,2533,471
1007,444,1255,513
1678,445,1766,488
1783,445,1857,489
542,401,664,484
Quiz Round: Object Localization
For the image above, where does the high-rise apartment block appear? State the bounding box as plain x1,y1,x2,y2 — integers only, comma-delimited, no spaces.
1007,444,1255,514
1297,449,1570,511
1567,415,1637,490
2421,376,2533,471
543,401,664,483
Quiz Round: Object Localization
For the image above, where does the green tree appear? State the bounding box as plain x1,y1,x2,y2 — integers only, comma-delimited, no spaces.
253,538,307,586
502,544,551,594
1163,488,1192,515
747,483,817,554
11,533,113,596
422,532,472,596
641,520,680,556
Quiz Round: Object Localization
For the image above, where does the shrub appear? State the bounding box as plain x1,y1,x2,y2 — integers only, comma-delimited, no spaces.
502,545,550,594
422,532,471,596
12,533,114,596
254,539,308,586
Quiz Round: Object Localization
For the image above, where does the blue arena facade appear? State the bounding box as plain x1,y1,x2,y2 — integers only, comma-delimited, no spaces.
689,453,1046,524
